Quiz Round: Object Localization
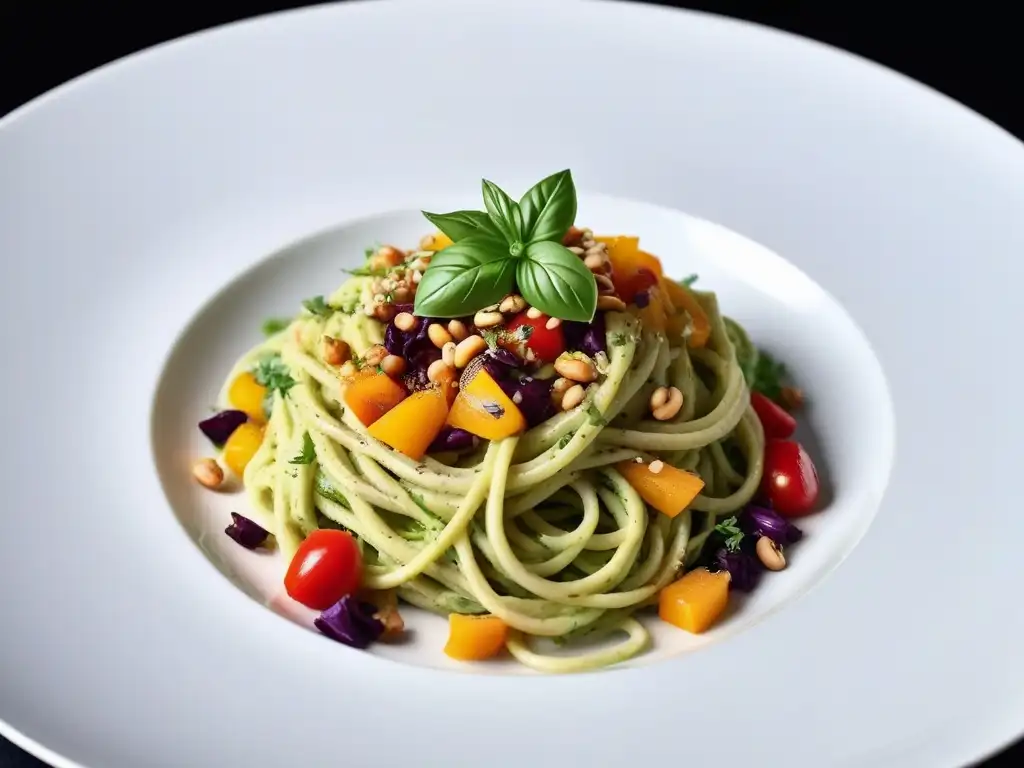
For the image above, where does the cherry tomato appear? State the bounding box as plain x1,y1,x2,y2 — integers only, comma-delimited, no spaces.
750,391,797,439
760,439,820,517
284,530,363,610
504,312,565,363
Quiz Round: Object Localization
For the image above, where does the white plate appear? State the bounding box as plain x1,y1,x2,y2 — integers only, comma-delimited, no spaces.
1,1,1021,766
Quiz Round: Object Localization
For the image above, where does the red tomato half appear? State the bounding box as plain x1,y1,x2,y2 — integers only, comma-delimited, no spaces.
284,530,363,610
504,313,566,363
750,391,797,439
760,439,820,517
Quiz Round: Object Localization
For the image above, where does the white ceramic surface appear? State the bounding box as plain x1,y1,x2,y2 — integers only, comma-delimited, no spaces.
1,1,1022,766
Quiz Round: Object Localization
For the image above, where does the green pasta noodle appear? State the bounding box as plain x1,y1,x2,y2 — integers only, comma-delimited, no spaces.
221,270,764,673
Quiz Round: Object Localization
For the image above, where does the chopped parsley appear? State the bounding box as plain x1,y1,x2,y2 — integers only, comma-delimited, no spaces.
344,265,385,277
261,317,291,337
611,332,630,347
302,295,334,318
680,274,699,287
288,432,316,465
557,432,575,449
481,329,501,349
586,403,607,426
713,516,745,552
253,355,297,415
746,349,787,402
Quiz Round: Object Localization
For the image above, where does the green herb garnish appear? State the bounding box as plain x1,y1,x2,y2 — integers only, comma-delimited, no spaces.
261,317,291,336
480,329,501,349
288,432,316,465
747,349,787,402
302,295,334,318
611,332,629,347
415,170,596,322
586,403,607,426
713,516,744,552
680,274,699,287
253,355,297,418
557,432,575,449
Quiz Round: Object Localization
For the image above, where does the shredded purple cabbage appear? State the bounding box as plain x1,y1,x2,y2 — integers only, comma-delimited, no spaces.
482,347,519,372
384,304,431,358
199,410,248,445
314,595,384,649
563,312,607,356
505,376,554,427
384,304,442,391
712,548,763,592
429,427,477,453
478,349,553,427
224,512,270,550
741,505,803,545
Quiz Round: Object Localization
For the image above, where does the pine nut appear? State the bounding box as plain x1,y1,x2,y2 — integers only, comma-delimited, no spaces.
473,311,504,329
561,384,586,411
585,253,607,271
526,307,544,320
597,296,627,311
394,312,416,331
448,319,469,341
377,245,405,265
650,386,670,410
648,460,665,474
441,341,457,367
595,275,616,293
499,294,527,314
550,377,573,405
568,246,585,255
192,458,224,489
756,536,786,571
428,323,453,348
427,359,453,384
363,344,388,367
373,303,397,323
554,354,598,383
545,317,562,330
339,361,357,378
651,386,683,421
454,335,488,368
322,336,351,366
381,354,406,378
392,286,411,303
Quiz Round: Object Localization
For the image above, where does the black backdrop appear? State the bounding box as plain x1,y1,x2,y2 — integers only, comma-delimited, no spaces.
0,2,1020,767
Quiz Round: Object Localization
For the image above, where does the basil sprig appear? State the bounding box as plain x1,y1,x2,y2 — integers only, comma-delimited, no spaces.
415,170,597,322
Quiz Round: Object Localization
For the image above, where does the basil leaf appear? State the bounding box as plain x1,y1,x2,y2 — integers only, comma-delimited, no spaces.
413,237,516,317
422,210,504,243
481,179,522,245
516,241,597,322
519,169,577,243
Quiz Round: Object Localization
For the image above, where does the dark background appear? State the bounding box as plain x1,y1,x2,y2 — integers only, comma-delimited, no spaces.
0,1,1020,766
